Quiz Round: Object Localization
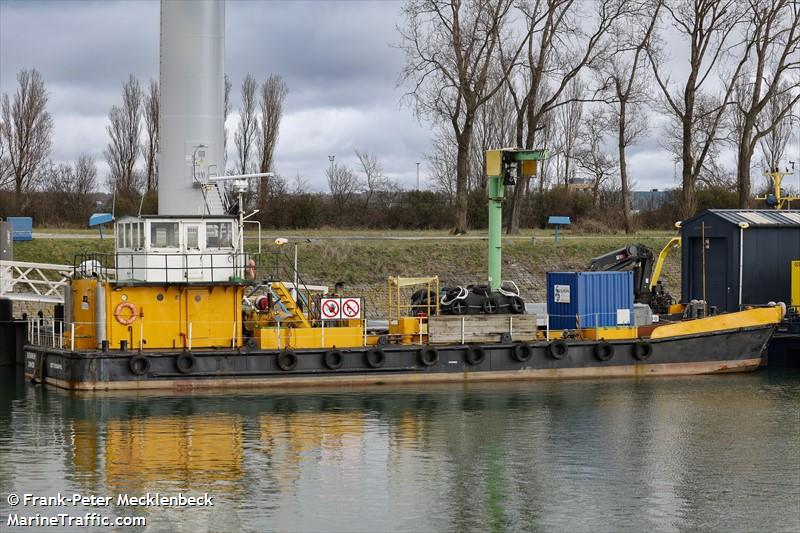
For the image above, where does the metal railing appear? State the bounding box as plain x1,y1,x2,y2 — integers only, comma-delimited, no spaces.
0,260,75,303
73,252,255,283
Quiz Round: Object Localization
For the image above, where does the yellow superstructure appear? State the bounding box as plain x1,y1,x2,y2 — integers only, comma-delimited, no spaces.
69,280,243,350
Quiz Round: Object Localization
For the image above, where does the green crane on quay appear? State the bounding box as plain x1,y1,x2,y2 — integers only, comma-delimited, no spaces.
484,148,548,292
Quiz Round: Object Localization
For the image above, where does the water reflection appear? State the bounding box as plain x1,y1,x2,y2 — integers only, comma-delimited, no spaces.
0,371,798,532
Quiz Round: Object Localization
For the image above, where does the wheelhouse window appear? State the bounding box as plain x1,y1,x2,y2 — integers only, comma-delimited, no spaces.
135,222,145,249
151,222,180,248
186,225,199,249
206,222,233,248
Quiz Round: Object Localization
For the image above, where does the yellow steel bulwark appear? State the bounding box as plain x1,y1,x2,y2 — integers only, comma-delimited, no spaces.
580,327,638,340
104,283,243,349
258,324,367,350
650,306,782,339
791,260,800,308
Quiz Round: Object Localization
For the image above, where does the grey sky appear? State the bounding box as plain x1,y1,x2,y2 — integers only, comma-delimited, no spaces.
1,0,797,195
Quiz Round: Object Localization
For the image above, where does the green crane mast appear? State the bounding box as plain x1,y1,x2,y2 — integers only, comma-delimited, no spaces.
485,148,548,292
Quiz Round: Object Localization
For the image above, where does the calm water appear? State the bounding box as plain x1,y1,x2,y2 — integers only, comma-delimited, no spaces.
0,368,798,532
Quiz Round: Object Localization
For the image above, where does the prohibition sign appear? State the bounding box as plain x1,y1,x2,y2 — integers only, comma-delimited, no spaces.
321,298,340,319
341,298,361,319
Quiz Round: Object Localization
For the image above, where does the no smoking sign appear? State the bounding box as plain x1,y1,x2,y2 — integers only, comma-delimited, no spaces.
319,297,362,320
341,298,362,319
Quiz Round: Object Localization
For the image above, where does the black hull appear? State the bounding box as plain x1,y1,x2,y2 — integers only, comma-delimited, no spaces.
24,325,774,391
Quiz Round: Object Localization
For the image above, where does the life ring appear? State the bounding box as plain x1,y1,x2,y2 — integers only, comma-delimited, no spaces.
246,259,257,280
277,350,297,371
176,353,196,374
595,341,614,361
465,346,486,365
419,347,439,367
513,343,533,362
365,348,386,369
634,340,653,361
547,340,568,360
324,350,344,370
114,301,138,325
129,354,150,376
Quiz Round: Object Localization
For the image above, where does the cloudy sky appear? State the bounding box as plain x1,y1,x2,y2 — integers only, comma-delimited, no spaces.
1,0,797,194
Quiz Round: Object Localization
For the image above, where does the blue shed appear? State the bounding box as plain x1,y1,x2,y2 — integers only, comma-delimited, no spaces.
546,271,634,330
6,217,32,241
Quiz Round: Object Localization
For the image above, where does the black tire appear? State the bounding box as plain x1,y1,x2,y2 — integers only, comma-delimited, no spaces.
365,348,386,368
245,337,257,350
513,343,533,362
509,297,525,314
595,341,614,361
419,347,438,367
451,300,468,315
634,341,653,361
547,340,568,360
176,353,196,374
482,298,499,314
324,350,344,370
277,350,298,371
465,346,486,365
129,355,150,376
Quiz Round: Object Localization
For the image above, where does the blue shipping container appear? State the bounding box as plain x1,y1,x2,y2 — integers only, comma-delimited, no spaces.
546,271,634,330
6,217,32,241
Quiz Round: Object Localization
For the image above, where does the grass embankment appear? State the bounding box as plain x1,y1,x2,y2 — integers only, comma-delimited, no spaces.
13,231,681,302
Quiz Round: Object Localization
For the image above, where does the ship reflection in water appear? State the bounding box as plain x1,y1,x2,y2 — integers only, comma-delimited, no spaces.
1,369,798,532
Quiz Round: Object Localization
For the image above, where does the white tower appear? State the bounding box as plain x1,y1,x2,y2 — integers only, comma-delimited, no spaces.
158,0,226,215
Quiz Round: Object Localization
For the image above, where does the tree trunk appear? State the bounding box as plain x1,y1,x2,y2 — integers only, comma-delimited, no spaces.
680,115,696,220
258,176,269,213
736,122,755,208
617,103,632,234
452,124,472,235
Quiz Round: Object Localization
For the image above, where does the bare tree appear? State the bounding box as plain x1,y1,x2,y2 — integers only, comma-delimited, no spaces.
555,78,585,186
291,172,310,194
602,0,661,233
327,163,360,210
41,154,97,223
141,79,159,194
572,109,618,206
730,0,800,207
505,0,633,233
105,75,143,200
426,125,457,204
0,119,8,190
759,82,796,170
0,68,53,207
355,149,391,208
257,74,288,212
234,74,259,175
649,0,751,218
399,0,530,234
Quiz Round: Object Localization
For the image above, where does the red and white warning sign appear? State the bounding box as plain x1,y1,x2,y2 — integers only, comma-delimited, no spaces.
320,298,341,320
341,297,362,319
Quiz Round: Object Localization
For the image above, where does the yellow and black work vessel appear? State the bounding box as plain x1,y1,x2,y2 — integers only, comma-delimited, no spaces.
22,149,786,391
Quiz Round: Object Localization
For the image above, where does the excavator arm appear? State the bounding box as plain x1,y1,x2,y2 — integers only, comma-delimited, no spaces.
650,237,680,290
587,244,654,300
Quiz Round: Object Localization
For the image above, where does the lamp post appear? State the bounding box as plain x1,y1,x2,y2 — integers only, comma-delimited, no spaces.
416,162,420,191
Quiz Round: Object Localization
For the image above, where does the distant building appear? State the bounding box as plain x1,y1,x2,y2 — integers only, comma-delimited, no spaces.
567,177,593,192
631,189,670,212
